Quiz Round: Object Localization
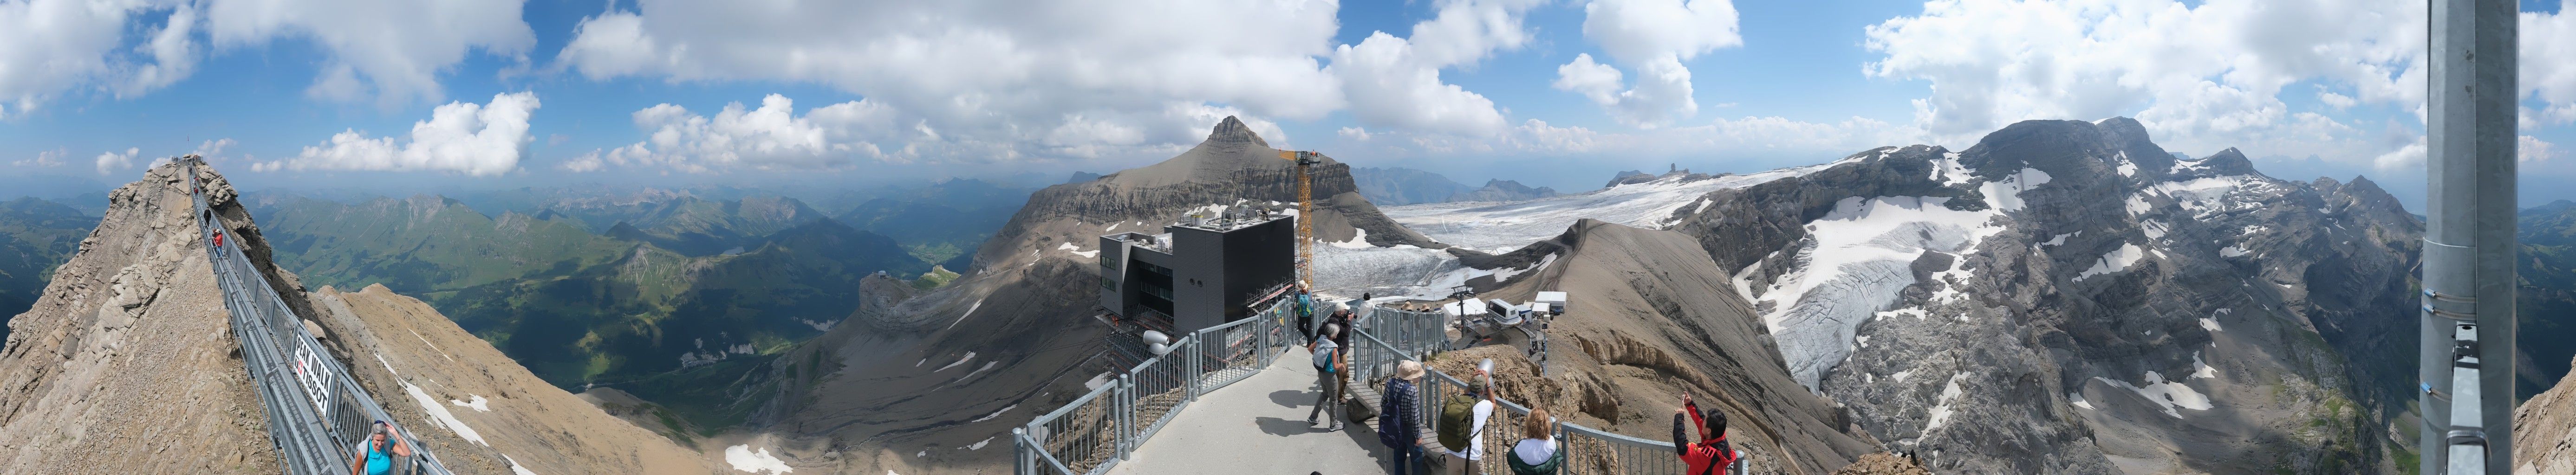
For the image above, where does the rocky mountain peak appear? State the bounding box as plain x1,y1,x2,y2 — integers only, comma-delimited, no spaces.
1204,116,1268,148
2192,147,2261,176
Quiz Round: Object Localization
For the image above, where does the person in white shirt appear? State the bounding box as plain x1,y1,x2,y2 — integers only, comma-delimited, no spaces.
1448,374,1496,475
1507,407,1563,475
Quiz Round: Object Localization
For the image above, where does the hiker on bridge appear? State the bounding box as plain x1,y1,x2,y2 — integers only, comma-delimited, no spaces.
1672,393,1739,475
351,420,414,475
1307,323,1345,432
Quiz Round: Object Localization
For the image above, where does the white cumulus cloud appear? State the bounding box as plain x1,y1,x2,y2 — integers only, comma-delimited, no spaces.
2527,135,2563,164
571,94,1292,173
205,0,533,105
257,92,539,176
1556,0,1743,127
2528,10,2576,125
1853,0,2576,168
0,0,199,118
1,0,530,114
94,147,141,175
556,0,1340,163
1327,0,1543,136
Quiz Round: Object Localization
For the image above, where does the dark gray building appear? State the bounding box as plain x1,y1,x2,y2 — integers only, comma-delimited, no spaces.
1099,211,1298,335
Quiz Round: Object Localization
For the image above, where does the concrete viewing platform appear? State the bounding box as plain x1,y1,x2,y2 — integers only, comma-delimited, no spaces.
1108,347,1392,475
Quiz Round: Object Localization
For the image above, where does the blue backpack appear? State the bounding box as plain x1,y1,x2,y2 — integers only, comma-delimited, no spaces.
1311,338,1339,372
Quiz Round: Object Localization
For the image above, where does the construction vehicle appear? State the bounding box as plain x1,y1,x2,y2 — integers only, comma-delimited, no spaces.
1277,150,1320,288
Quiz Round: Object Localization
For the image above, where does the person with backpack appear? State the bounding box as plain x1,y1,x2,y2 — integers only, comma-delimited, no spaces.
1321,307,1355,405
1439,370,1496,475
1297,288,1317,340
1380,360,1428,475
1672,393,1740,475
1307,323,1345,431
1506,407,1562,475
348,421,413,475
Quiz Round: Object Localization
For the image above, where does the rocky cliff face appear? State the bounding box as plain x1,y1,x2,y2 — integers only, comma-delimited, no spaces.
0,162,283,474
0,162,716,474
1666,118,2414,474
2516,356,2576,475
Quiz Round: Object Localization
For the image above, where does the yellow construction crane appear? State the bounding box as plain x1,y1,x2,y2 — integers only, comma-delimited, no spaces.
1277,149,1319,289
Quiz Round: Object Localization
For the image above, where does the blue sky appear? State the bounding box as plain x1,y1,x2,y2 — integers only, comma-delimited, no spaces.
3,0,2573,211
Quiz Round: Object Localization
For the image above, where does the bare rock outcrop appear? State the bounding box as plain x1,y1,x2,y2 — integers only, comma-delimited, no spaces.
2515,356,2576,475
0,162,279,474
0,161,718,475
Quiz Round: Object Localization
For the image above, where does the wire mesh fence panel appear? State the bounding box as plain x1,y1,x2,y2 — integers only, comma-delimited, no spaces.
1126,347,1189,443
1562,424,1686,475
1028,384,1122,475
1192,316,1266,392
1348,324,1693,475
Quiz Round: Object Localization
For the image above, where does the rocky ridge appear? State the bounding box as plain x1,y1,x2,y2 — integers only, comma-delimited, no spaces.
1665,118,2415,474
0,162,714,474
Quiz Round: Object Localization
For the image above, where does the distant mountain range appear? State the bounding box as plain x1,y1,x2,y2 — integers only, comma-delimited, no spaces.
241,192,937,391
1351,166,1559,205
0,198,93,341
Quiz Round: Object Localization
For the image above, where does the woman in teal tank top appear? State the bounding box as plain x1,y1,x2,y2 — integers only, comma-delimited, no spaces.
351,421,414,475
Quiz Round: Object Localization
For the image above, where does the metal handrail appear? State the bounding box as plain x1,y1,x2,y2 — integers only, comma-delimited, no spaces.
189,162,455,475
1018,298,1296,475
1347,319,1721,475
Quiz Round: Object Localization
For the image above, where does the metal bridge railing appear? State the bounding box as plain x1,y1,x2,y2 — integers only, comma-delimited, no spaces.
1015,299,1720,475
189,162,454,475
1015,297,1299,475
1350,309,1726,475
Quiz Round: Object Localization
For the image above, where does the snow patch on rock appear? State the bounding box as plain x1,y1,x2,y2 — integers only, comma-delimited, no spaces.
1751,194,2015,389
1327,227,1374,249
933,352,977,372
1923,372,1972,433
2095,371,2212,418
2075,243,2147,282
1385,165,1822,250
726,445,794,474
1978,168,2052,212
1753,195,2008,388
450,394,490,412
400,380,485,445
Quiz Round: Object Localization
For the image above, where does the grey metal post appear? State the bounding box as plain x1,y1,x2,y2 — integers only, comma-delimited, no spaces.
1114,373,1132,460
2423,0,2518,473
1013,428,1032,475
1184,335,1201,402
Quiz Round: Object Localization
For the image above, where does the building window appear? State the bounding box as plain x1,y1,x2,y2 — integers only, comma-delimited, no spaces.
1100,276,1116,290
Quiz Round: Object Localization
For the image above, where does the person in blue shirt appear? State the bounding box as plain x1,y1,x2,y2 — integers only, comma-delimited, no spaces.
350,421,413,475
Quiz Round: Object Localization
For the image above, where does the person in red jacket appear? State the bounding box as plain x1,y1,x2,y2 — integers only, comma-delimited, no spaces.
1672,393,1739,475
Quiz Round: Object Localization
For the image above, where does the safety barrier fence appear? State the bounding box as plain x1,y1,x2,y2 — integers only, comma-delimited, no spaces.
1015,300,1733,475
1347,308,1728,475
1015,297,1299,475
190,162,455,475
